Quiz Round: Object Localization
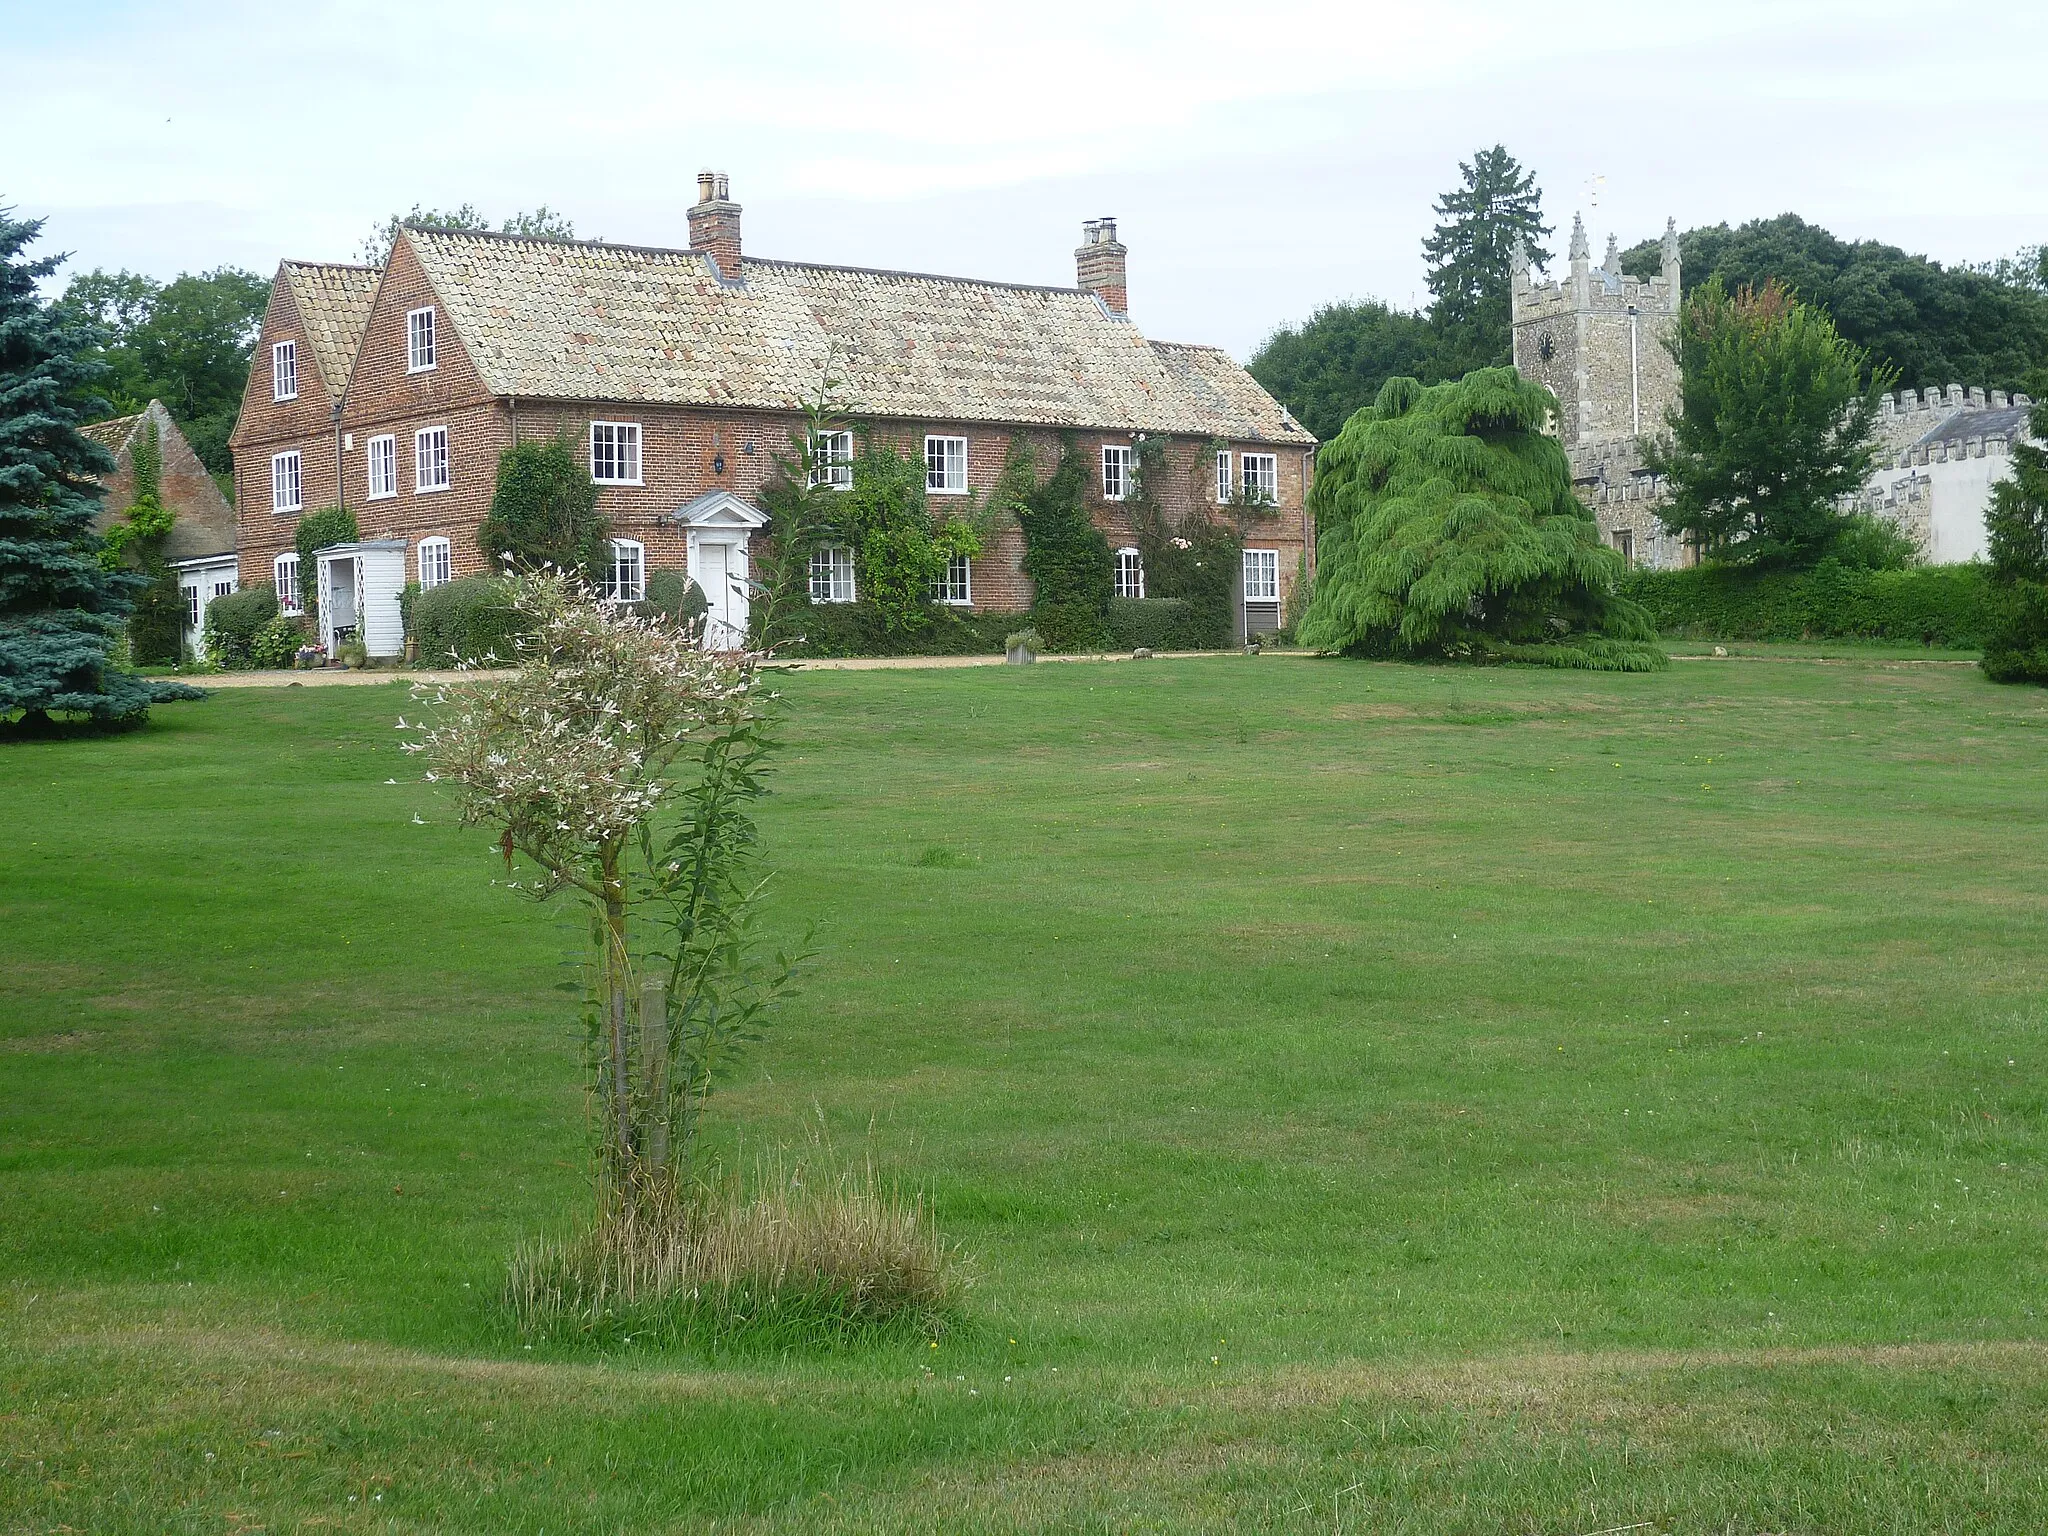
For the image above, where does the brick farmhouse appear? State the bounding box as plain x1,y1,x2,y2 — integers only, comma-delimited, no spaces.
228,176,1316,654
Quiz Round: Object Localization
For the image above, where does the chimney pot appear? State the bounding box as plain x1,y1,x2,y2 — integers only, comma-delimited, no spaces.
1075,215,1128,315
688,172,742,281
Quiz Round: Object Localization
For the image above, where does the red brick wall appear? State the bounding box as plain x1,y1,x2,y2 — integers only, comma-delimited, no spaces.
230,270,347,590
328,233,508,587
96,405,238,563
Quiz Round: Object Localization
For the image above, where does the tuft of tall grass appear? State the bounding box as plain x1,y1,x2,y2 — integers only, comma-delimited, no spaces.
504,1151,967,1350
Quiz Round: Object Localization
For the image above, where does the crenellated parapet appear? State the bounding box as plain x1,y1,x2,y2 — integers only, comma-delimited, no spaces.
1874,385,2036,466
1511,214,1682,324
1879,385,2032,421
1512,214,1684,458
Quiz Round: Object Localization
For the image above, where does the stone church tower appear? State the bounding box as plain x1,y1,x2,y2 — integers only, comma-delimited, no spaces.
1510,214,1688,566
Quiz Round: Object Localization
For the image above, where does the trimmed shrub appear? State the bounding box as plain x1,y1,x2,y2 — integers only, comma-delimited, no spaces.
773,601,1013,659
129,567,185,666
637,566,710,629
202,583,280,668
1105,597,1210,651
412,574,528,664
249,612,303,670
1622,561,1992,647
478,434,607,576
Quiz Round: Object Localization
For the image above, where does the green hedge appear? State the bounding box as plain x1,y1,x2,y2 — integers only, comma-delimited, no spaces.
1104,597,1210,651
768,599,1234,659
413,575,529,665
1621,562,1993,647
772,602,1014,659
202,583,280,668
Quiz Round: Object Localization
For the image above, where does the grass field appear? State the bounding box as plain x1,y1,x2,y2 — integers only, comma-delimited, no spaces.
4,653,2046,1533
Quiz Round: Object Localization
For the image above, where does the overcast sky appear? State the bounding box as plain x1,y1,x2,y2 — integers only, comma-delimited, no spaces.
7,0,2044,359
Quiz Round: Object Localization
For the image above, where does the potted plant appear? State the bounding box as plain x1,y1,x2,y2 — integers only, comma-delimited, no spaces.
1005,627,1043,666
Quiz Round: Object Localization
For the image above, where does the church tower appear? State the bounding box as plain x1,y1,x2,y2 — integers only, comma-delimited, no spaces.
1511,215,1681,450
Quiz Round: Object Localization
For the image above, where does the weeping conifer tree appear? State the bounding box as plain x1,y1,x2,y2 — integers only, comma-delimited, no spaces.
1297,367,1664,670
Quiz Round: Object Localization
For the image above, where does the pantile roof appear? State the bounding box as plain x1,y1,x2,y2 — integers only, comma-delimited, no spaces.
402,228,1310,444
280,260,382,397
81,413,143,450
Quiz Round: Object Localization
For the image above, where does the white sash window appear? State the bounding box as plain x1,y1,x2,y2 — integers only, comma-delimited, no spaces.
590,421,642,484
602,539,645,602
1101,444,1133,501
809,545,855,603
366,434,396,499
415,426,450,493
270,451,302,513
406,306,437,372
1114,547,1144,599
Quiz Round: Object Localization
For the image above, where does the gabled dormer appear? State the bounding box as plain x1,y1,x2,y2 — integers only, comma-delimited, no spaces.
337,229,494,435
228,260,380,454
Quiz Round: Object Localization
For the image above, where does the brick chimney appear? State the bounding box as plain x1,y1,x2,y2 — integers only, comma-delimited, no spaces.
1076,217,1127,315
688,171,742,281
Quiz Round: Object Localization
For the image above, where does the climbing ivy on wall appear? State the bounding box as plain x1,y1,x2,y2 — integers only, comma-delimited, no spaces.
839,441,984,635
1011,435,1112,650
294,505,359,621
101,419,185,663
1123,434,1242,649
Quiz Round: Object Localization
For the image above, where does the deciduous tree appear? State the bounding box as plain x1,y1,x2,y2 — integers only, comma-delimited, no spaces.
358,204,578,265
1981,397,2048,685
1248,300,1446,444
60,265,267,477
413,571,792,1200
1622,216,2048,394
1648,277,1893,569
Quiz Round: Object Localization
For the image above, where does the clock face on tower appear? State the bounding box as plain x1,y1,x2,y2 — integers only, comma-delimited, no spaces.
1537,331,1557,363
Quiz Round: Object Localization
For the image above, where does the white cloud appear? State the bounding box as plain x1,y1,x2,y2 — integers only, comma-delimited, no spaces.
7,0,2044,358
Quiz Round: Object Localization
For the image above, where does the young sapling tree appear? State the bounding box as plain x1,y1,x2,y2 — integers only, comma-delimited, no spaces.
410,569,794,1205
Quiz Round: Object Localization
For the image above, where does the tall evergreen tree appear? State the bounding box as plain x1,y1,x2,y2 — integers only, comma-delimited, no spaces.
1421,146,1553,374
0,208,189,727
1981,397,2048,685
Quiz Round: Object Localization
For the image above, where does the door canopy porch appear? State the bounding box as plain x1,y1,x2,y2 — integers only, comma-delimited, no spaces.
672,492,768,650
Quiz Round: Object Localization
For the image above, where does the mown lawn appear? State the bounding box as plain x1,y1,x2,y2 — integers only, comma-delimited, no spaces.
3,653,2045,1533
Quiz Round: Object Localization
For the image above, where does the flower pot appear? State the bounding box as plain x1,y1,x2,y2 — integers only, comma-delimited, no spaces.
1005,644,1036,666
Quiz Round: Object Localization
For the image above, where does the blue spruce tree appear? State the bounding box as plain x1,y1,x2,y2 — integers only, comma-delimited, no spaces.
0,208,196,727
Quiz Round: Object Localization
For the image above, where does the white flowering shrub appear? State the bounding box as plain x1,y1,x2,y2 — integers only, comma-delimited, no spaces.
407,569,795,1200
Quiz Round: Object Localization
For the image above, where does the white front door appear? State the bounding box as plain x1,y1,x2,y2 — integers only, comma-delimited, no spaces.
178,566,237,660
696,538,750,649
180,577,204,659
